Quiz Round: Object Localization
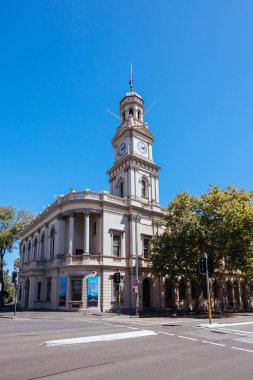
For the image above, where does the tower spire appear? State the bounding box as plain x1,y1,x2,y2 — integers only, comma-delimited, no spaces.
129,63,134,92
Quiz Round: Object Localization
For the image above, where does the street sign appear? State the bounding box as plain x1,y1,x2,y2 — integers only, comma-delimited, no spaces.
133,279,139,286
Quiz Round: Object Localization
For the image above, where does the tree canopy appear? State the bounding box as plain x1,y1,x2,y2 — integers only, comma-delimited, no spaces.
149,186,253,283
0,206,32,306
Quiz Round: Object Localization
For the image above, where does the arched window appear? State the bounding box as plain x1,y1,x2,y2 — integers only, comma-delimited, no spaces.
138,110,141,120
129,108,133,116
41,233,45,260
28,242,31,261
141,179,147,198
33,239,38,260
119,181,124,198
50,228,55,260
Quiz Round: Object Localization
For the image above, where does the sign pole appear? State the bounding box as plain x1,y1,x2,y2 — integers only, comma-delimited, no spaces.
14,286,17,317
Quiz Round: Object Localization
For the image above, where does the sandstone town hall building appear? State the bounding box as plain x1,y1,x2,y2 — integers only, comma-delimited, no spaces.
19,79,166,313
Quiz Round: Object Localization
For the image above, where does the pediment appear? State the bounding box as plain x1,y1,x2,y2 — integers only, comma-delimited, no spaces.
112,125,154,145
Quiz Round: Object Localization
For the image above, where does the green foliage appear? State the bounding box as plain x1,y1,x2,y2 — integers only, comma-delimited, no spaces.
0,206,33,306
149,186,253,282
3,270,15,304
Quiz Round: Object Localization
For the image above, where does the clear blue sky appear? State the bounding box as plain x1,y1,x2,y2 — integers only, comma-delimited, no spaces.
1,1,253,270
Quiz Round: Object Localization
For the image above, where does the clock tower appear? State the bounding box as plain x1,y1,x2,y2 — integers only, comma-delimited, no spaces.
107,79,160,207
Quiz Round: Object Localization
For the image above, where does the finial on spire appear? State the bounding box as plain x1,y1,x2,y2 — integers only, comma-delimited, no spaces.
129,63,134,92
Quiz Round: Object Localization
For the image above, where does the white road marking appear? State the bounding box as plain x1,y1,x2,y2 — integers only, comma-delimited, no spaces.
202,341,226,347
103,323,114,326
231,347,253,353
178,335,198,341
158,332,175,336
200,321,253,329
213,327,253,335
127,327,139,330
218,321,253,327
43,330,157,347
113,325,126,328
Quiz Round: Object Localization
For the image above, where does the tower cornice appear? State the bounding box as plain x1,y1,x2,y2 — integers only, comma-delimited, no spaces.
111,125,154,145
107,154,160,177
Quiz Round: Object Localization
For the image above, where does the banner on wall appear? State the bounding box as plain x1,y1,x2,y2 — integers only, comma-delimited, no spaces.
59,277,67,306
87,277,98,307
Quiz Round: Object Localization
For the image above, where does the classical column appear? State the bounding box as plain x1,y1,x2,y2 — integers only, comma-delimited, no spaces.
84,211,90,253
28,276,36,309
56,215,65,256
68,213,74,255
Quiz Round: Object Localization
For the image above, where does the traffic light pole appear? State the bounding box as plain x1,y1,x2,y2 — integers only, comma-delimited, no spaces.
204,253,212,324
14,286,17,317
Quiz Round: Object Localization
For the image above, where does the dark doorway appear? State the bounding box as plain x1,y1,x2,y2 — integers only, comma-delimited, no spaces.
165,279,173,309
143,278,150,308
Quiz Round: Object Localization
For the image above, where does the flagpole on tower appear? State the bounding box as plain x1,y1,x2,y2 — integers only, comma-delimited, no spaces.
129,63,134,92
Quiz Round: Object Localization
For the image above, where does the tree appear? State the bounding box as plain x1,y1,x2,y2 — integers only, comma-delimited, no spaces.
149,186,253,293
13,258,20,271
0,207,32,306
3,270,15,304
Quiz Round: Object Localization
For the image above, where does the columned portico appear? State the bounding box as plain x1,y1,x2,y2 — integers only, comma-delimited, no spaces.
28,276,36,309
68,213,74,255
84,211,90,253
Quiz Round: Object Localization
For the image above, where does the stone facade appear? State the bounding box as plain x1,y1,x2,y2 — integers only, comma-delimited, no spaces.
18,83,253,313
18,85,165,313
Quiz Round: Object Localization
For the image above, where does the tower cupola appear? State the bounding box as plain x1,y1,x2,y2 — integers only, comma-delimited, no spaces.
119,65,144,126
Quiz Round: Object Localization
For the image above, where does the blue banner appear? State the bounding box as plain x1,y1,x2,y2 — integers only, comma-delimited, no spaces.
59,277,67,306
87,277,98,307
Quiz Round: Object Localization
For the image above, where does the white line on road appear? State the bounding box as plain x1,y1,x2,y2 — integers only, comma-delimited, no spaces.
178,336,198,341
231,347,253,353
157,332,175,336
213,328,253,335
201,341,226,347
43,330,157,347
113,325,126,328
127,327,139,330
103,323,114,326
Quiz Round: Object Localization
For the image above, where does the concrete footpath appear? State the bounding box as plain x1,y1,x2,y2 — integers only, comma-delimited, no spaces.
1,306,253,321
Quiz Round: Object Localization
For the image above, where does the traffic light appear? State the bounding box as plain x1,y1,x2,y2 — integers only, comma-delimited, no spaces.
207,254,214,275
11,271,18,284
199,257,207,274
113,272,121,284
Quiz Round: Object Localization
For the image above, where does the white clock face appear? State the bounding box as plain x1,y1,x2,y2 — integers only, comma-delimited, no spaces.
118,142,126,157
137,141,147,154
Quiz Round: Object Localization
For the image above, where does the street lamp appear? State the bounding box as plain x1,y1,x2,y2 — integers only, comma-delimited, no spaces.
134,199,155,315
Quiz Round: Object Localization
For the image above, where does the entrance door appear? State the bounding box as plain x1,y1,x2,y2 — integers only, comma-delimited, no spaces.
143,278,150,308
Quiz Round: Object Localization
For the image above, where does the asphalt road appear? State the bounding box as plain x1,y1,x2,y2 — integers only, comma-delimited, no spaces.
0,311,253,380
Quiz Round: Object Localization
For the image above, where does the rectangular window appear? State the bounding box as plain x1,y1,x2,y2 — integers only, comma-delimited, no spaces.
71,279,82,301
113,235,120,257
37,282,41,301
46,279,51,302
143,238,151,258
